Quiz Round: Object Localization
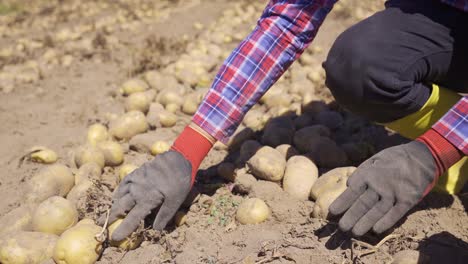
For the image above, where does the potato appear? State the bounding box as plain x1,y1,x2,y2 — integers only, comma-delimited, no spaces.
0,231,58,264
53,220,103,264
165,103,179,113
226,126,255,151
217,162,236,181
120,78,149,95
74,145,105,169
293,125,331,153
391,250,429,264
181,97,199,115
302,99,328,115
159,110,178,127
233,171,257,194
124,90,155,113
275,144,299,160
242,109,269,131
129,130,175,154
0,204,34,236
340,142,373,164
310,167,356,200
315,110,344,130
86,124,109,146
109,111,149,140
306,137,348,168
247,146,286,182
261,116,295,147
312,183,346,219
146,103,165,128
264,93,292,109
32,196,78,235
293,114,314,130
144,70,178,91
66,180,93,207
97,141,124,166
157,88,183,107
119,164,138,181
108,218,143,250
174,211,188,227
28,146,58,164
74,162,101,185
25,164,75,204
238,140,261,163
150,141,171,155
236,198,270,224
283,156,318,200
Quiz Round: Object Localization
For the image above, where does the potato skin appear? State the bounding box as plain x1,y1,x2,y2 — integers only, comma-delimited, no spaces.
109,111,149,140
74,145,105,169
310,167,356,200
236,198,270,224
25,164,75,204
247,146,287,182
0,204,34,236
98,141,124,166
0,231,58,264
32,196,78,235
108,218,143,250
282,156,318,200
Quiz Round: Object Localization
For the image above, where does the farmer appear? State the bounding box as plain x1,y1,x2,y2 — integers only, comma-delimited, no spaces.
104,0,468,241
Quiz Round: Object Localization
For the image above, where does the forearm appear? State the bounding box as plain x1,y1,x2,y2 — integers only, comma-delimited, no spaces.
193,0,337,143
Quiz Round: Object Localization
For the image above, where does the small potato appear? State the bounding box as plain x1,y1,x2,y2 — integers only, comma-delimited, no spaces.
109,111,149,140
312,183,347,219
261,117,295,147
119,164,138,181
391,250,429,264
66,180,93,207
247,146,286,182
108,218,143,250
98,141,124,166
217,162,236,181
120,78,149,95
144,70,179,91
28,146,58,164
293,125,331,153
157,88,183,107
124,90,155,113
129,130,175,154
233,172,257,194
165,103,179,113
74,145,105,169
226,126,255,151
25,164,75,204
150,141,171,155
275,144,299,160
238,140,261,163
32,196,78,235
283,156,318,200
310,167,356,200
236,198,270,225
0,204,34,236
53,220,103,264
315,110,344,130
159,110,178,127
146,103,165,128
74,162,101,185
86,124,109,146
242,109,269,131
0,231,58,264
306,137,348,168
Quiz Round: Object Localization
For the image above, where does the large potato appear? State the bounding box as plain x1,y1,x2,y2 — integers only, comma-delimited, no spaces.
275,144,299,160
157,88,184,107
32,196,78,235
283,156,318,200
25,164,75,204
124,90,156,113
312,183,347,219
53,219,103,264
0,231,58,264
247,146,286,182
66,179,93,207
306,137,348,168
310,167,356,200
236,198,270,225
86,124,109,146
293,125,331,153
0,204,34,236
109,111,149,140
261,116,295,147
74,145,105,169
238,140,261,164
97,141,124,166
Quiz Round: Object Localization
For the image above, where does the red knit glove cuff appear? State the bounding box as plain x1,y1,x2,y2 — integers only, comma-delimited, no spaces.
416,128,463,179
171,126,213,185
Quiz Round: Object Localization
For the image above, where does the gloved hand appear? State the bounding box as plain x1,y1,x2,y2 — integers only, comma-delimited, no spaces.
329,141,437,236
105,151,192,241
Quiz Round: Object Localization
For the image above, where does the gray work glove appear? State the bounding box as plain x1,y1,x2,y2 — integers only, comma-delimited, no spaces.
103,150,192,241
329,141,437,236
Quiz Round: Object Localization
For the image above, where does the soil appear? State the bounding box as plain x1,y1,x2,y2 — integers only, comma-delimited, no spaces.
0,0,467,264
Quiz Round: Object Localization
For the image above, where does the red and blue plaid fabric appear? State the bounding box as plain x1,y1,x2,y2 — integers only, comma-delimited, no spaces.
192,0,337,143
440,0,468,12
433,96,468,155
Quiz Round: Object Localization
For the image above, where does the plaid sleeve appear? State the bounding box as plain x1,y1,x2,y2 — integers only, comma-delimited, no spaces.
433,96,468,155
192,0,337,144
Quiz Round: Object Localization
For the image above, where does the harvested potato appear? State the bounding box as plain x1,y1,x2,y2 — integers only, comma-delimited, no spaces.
275,144,299,160
74,145,105,169
264,93,292,109
119,164,138,181
86,124,109,146
108,218,143,250
238,140,261,163
293,125,331,153
181,95,200,115
310,167,356,200
340,142,373,164
146,103,165,128
306,137,348,168
283,156,318,200
165,103,179,113
247,146,286,182
293,114,314,130
261,117,295,147
98,141,124,166
74,162,101,185
226,126,255,151
233,171,257,194
129,130,175,154
157,88,183,107
27,146,58,164
315,110,344,130
217,162,236,181
144,70,178,91
53,219,103,264
124,90,155,113
159,110,178,127
25,164,75,204
0,231,58,264
109,111,149,140
174,211,188,227
242,109,269,131
236,198,270,224
0,204,34,236
32,196,78,235
120,78,148,95
150,141,171,156
312,183,347,219
66,180,93,206
392,250,429,264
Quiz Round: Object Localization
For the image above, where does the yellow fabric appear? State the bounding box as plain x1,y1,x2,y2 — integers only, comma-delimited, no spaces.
384,84,467,194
